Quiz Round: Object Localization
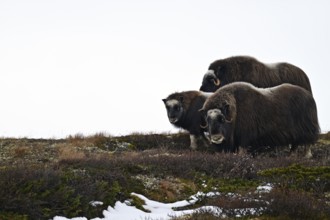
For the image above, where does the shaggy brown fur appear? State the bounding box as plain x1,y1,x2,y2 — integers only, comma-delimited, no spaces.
200,56,312,93
201,82,319,152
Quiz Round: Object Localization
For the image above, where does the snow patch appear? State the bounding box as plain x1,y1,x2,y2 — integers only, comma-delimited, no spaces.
89,201,104,207
54,217,87,220
53,185,272,220
256,183,273,193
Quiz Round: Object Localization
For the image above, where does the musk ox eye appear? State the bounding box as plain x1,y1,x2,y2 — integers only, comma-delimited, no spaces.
207,76,214,82
219,116,225,123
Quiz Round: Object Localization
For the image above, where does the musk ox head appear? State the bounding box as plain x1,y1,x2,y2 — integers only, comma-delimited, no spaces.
200,97,236,145
162,97,184,124
199,69,221,92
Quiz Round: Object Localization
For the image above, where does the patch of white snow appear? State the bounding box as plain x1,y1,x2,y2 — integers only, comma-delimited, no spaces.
256,183,273,193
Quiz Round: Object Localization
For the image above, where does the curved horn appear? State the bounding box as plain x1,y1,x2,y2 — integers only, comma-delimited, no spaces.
213,78,220,86
200,123,208,129
225,118,233,123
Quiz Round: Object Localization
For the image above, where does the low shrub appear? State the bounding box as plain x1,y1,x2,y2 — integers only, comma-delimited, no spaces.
259,164,330,193
265,188,330,220
0,164,136,219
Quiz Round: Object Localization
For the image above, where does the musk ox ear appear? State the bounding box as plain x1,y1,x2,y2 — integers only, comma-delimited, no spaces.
216,66,222,74
222,103,233,123
162,99,167,104
215,64,226,76
216,65,226,78
221,102,230,117
198,109,208,129
198,108,207,120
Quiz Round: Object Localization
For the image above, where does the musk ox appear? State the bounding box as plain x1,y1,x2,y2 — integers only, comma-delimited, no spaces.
200,82,319,153
162,91,212,150
199,56,312,93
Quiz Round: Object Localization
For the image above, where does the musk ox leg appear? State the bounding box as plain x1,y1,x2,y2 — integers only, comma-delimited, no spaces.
201,138,210,148
237,147,245,155
289,144,298,157
202,132,211,142
290,144,298,153
201,133,211,147
304,145,313,159
189,134,198,150
290,144,313,158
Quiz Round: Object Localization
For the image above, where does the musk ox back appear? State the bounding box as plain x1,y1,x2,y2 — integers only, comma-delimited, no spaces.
162,91,211,150
200,56,312,93
200,82,319,152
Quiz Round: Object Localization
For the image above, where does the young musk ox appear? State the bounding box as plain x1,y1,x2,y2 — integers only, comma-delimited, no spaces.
199,82,320,154
199,56,312,94
162,91,212,150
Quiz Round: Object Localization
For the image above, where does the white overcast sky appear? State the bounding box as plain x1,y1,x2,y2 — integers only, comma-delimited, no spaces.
1,0,329,138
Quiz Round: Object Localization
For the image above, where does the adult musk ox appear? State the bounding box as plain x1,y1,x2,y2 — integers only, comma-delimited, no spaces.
162,91,212,150
199,56,312,93
200,82,319,153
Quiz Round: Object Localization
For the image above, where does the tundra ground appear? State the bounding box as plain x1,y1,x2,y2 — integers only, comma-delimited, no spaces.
0,132,329,220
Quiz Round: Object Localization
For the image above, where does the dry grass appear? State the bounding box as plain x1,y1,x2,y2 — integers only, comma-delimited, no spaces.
12,146,30,158
57,145,86,161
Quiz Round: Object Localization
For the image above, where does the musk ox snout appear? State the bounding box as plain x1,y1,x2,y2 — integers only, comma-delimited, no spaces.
169,117,178,123
202,108,230,144
210,134,225,144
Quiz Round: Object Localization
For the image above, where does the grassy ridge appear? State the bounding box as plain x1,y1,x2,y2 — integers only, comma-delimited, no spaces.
0,132,329,219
